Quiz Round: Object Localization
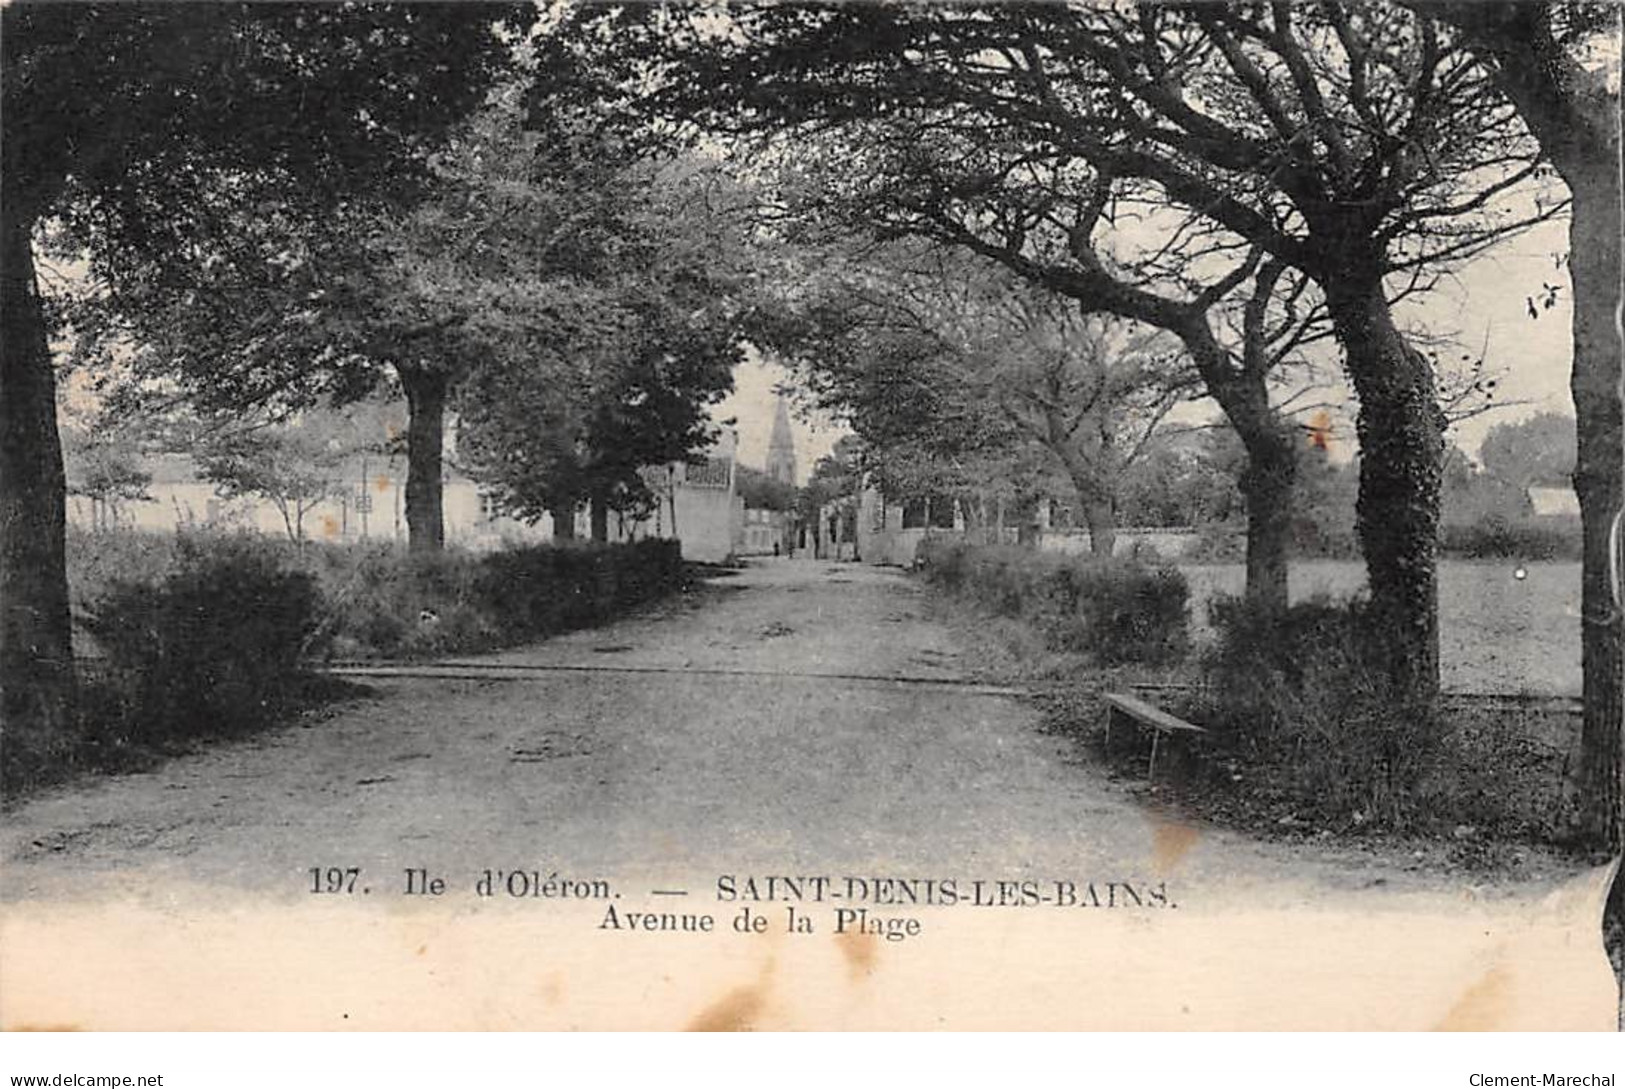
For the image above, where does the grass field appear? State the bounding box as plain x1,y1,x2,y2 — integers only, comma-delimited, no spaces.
1181,560,1582,697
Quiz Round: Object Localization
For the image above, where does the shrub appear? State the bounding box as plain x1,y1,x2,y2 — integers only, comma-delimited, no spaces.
918,539,1188,664
477,538,685,642
1200,594,1446,829
317,537,688,658
1440,515,1581,561
313,544,502,658
82,532,326,741
8,531,692,802
65,526,177,610
1182,521,1245,564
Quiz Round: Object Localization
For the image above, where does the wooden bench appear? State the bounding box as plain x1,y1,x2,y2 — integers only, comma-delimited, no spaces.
1102,692,1206,779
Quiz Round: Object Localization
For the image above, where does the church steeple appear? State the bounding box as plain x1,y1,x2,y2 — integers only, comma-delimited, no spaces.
766,395,797,485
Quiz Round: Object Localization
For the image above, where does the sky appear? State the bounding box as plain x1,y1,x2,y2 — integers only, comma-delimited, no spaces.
1404,216,1578,459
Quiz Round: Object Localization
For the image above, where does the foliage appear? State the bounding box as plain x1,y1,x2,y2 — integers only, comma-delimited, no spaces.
774,245,1197,546
64,527,178,618
539,5,1549,280
310,539,688,659
735,466,798,512
475,540,686,644
9,529,691,799
61,427,152,531
63,529,690,664
23,5,527,415
538,1,1567,697
917,538,1189,665
452,157,759,531
197,421,350,543
2,3,527,733
81,533,326,741
9,4,521,218
1439,516,1582,561
1196,594,1567,836
797,435,866,531
1478,412,1578,491
1117,427,1246,528
61,86,728,551
1200,596,1440,827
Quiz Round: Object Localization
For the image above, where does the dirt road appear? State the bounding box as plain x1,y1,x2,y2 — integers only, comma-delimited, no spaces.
0,558,1579,898
2,559,1613,1029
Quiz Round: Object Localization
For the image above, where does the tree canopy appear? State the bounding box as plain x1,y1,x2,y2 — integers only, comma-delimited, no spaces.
534,0,1567,696
2,3,526,727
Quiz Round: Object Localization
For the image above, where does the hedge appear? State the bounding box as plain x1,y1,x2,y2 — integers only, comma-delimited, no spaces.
916,536,1189,665
3,532,690,799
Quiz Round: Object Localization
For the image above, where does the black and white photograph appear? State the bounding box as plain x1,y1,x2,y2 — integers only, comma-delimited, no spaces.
1,0,1622,1041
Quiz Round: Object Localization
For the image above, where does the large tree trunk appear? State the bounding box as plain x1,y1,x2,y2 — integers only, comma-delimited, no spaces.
1177,314,1295,613
0,206,74,734
1015,497,1040,547
398,365,447,554
1053,449,1118,557
1236,418,1297,613
1080,498,1116,557
1411,0,1624,858
1399,5,1623,980
1567,159,1624,855
1323,278,1445,706
589,490,609,543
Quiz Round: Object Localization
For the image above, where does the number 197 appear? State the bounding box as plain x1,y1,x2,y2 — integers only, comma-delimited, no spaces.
310,867,361,894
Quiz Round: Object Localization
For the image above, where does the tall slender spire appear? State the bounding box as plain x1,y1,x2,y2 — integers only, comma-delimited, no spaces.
766,395,797,485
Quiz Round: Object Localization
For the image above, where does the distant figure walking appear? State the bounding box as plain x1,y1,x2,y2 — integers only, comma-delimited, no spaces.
773,541,781,558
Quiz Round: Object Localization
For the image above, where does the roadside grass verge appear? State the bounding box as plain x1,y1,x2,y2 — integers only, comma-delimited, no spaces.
917,552,1584,876
4,529,692,803
916,536,1190,666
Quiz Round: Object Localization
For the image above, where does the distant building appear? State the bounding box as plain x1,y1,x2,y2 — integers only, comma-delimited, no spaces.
740,507,792,556
725,398,798,557
626,434,744,562
73,450,555,551
853,487,960,566
765,395,797,486
1527,485,1580,518
70,426,749,563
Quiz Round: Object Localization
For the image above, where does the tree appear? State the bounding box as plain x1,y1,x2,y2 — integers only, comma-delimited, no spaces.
455,160,757,541
68,91,638,556
1478,411,1578,492
754,244,1069,545
458,314,739,541
2,4,519,731
778,246,1198,555
1407,2,1623,857
799,436,868,553
196,419,353,545
736,467,798,513
1118,427,1247,529
538,4,1554,688
61,428,151,533
731,130,1325,603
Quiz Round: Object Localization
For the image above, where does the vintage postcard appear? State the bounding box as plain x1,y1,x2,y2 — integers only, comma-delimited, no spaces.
1,0,1620,1033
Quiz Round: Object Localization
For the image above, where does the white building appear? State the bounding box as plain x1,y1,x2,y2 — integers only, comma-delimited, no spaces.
70,430,749,563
